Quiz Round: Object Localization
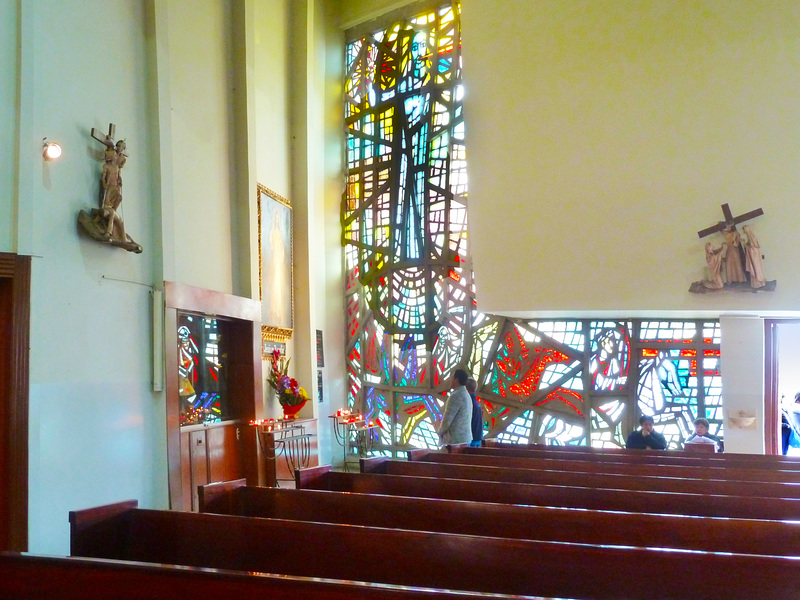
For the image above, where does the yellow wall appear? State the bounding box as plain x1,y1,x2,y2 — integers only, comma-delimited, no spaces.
462,0,800,315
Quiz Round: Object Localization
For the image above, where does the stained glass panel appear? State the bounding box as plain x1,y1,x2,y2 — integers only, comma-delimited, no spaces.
178,314,229,426
538,414,587,446
590,400,627,448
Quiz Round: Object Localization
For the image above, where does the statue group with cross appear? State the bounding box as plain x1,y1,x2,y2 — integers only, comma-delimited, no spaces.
689,203,774,293
77,123,143,253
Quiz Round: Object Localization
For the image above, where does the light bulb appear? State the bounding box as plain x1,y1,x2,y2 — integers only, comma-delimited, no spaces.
42,140,62,160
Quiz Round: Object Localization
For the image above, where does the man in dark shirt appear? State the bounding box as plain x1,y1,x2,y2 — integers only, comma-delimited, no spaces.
466,378,483,447
626,415,667,450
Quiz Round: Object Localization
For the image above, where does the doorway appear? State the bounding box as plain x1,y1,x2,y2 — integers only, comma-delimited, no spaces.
765,320,800,456
0,253,31,550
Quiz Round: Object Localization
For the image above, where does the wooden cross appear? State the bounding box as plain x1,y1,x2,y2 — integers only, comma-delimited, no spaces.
697,203,764,239
91,123,116,149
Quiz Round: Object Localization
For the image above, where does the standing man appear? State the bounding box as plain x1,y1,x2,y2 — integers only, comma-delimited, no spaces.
625,415,667,450
438,369,473,446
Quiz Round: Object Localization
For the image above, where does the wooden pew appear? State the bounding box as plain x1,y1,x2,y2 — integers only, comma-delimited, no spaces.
399,452,800,497
423,446,800,483
296,465,800,520
482,439,800,468
0,551,509,600
199,478,800,557
70,500,800,600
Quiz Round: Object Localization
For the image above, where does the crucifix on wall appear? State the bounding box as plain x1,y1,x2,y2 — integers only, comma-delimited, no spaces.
696,203,763,239
77,122,143,253
689,203,774,293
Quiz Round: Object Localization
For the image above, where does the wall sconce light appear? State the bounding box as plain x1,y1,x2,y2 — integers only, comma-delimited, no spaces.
42,138,62,161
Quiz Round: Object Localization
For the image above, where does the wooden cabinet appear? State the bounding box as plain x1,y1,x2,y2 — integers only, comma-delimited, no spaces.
181,420,253,511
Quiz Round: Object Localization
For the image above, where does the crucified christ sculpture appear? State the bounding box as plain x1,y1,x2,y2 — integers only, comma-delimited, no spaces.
78,123,142,253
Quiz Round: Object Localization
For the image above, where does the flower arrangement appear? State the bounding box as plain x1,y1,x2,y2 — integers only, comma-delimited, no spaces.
267,349,309,409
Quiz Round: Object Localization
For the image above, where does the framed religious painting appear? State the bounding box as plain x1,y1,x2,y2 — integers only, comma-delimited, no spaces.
258,184,293,345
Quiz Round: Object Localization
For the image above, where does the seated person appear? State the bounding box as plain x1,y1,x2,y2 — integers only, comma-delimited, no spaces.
625,415,667,450
685,417,722,452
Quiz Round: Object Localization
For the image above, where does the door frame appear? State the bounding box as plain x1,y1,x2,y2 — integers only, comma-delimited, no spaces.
764,318,800,455
0,253,30,550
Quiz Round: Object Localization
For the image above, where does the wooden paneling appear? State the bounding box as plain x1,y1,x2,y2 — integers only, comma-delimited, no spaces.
189,430,209,512
179,430,191,511
182,422,248,511
207,423,242,483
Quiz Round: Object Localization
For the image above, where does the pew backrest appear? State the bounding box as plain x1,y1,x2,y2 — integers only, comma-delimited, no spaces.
297,466,800,520
482,440,800,468
448,447,800,483
69,502,800,600
394,453,800,497
1,551,510,600
199,482,800,557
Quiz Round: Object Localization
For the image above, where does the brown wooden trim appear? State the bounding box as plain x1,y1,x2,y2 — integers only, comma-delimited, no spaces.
164,281,261,322
164,306,182,509
0,253,31,550
765,320,779,455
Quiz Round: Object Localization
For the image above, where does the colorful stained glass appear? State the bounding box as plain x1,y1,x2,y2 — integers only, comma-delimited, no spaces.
342,3,722,453
590,400,627,448
178,314,228,426
590,322,630,392
537,414,587,446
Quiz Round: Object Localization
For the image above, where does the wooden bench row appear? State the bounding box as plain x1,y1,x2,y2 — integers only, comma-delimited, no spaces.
295,464,800,521
199,478,800,557
0,551,513,600
66,498,800,599
482,439,800,468
13,441,800,599
398,451,800,497
429,446,800,483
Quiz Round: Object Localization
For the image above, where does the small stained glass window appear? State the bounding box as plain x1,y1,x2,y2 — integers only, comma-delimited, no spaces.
178,313,230,426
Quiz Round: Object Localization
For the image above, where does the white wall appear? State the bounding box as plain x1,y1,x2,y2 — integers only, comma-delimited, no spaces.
22,0,166,554
462,0,800,316
720,316,764,454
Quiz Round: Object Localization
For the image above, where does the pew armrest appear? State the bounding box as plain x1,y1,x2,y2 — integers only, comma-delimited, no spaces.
295,465,332,489
360,456,390,473
69,500,138,560
198,478,247,514
406,449,432,461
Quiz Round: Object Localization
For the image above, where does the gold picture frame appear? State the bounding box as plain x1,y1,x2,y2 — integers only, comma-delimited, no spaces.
258,184,293,344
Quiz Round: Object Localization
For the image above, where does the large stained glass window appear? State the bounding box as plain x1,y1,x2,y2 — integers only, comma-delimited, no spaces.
342,3,722,455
